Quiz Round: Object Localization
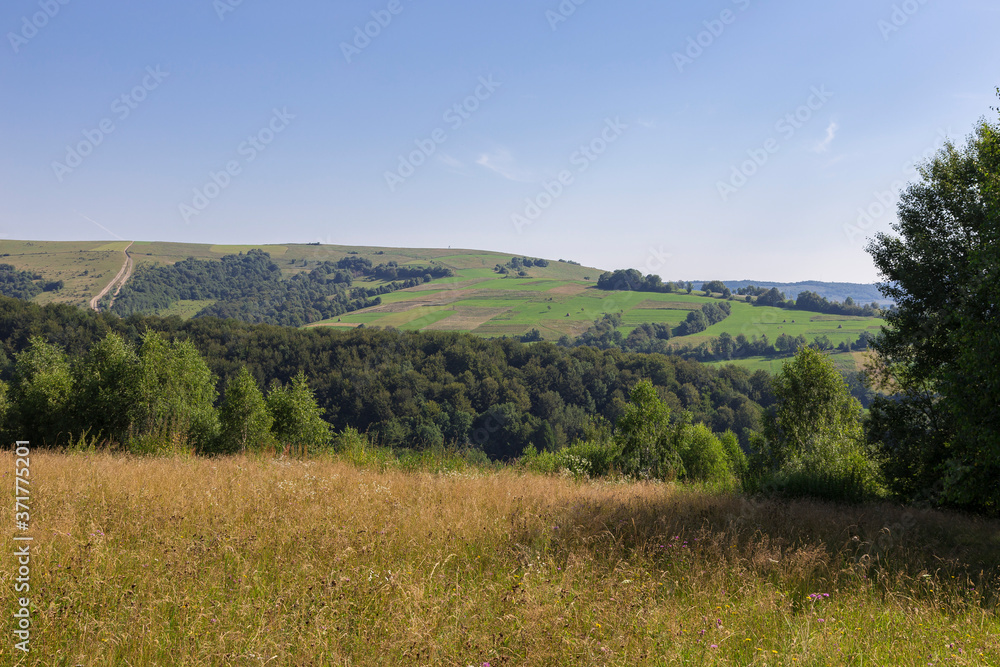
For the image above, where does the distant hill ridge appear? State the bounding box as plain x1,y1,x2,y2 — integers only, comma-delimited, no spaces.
717,280,891,306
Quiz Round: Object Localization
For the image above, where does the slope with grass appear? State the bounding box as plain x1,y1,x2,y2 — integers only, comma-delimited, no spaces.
0,240,133,307
3,450,997,665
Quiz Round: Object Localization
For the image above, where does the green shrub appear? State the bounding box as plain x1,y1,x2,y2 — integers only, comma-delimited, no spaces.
767,438,883,503
333,427,396,471
676,423,734,485
719,430,748,482
559,440,620,478
614,380,682,480
519,445,560,475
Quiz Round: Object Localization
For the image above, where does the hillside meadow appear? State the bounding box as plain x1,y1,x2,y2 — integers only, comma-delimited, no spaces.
0,240,881,372
2,450,998,665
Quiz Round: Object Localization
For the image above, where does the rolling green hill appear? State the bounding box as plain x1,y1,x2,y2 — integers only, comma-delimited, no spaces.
0,239,884,372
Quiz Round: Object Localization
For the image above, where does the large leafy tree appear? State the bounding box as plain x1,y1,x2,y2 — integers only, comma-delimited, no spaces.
866,94,1000,512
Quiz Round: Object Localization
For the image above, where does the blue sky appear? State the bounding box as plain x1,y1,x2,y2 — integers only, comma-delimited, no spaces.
1,0,997,282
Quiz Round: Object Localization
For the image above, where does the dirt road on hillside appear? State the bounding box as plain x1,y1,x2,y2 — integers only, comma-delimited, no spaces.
89,241,134,311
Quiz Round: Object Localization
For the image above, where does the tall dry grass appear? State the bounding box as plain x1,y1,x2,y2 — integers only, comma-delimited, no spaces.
1,450,998,665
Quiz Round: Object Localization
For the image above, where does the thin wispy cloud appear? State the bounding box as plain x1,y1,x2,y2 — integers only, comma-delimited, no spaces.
437,153,468,173
476,149,534,182
437,154,464,170
814,122,839,153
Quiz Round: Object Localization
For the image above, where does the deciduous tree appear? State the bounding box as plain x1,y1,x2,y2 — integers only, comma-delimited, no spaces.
867,94,1000,512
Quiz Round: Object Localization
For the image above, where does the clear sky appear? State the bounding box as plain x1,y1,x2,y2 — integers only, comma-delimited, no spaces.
1,1,997,282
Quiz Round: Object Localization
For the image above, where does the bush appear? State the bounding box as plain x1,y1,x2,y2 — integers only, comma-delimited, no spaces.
560,440,619,478
519,445,560,475
614,380,680,480
767,438,883,503
675,422,735,485
333,427,395,471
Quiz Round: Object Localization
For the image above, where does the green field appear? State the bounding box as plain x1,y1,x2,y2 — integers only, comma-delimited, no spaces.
310,278,882,373
0,240,884,372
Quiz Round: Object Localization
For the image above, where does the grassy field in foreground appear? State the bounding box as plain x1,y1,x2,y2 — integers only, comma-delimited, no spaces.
2,452,998,665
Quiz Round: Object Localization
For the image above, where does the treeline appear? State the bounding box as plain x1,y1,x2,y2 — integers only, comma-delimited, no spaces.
522,346,879,501
1,329,330,455
670,330,874,363
739,286,883,317
557,302,732,352
560,313,873,370
0,264,63,300
596,269,695,294
0,296,771,457
494,256,550,276
110,250,452,327
333,256,454,282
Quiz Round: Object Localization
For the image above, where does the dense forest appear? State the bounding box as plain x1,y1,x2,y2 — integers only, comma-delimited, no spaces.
0,295,770,459
110,250,454,326
559,311,874,368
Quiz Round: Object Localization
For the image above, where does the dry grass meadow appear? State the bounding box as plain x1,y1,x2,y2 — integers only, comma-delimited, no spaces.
2,450,999,665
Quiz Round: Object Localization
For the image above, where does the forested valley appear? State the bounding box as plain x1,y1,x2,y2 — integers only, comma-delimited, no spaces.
0,295,770,460
109,249,454,326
